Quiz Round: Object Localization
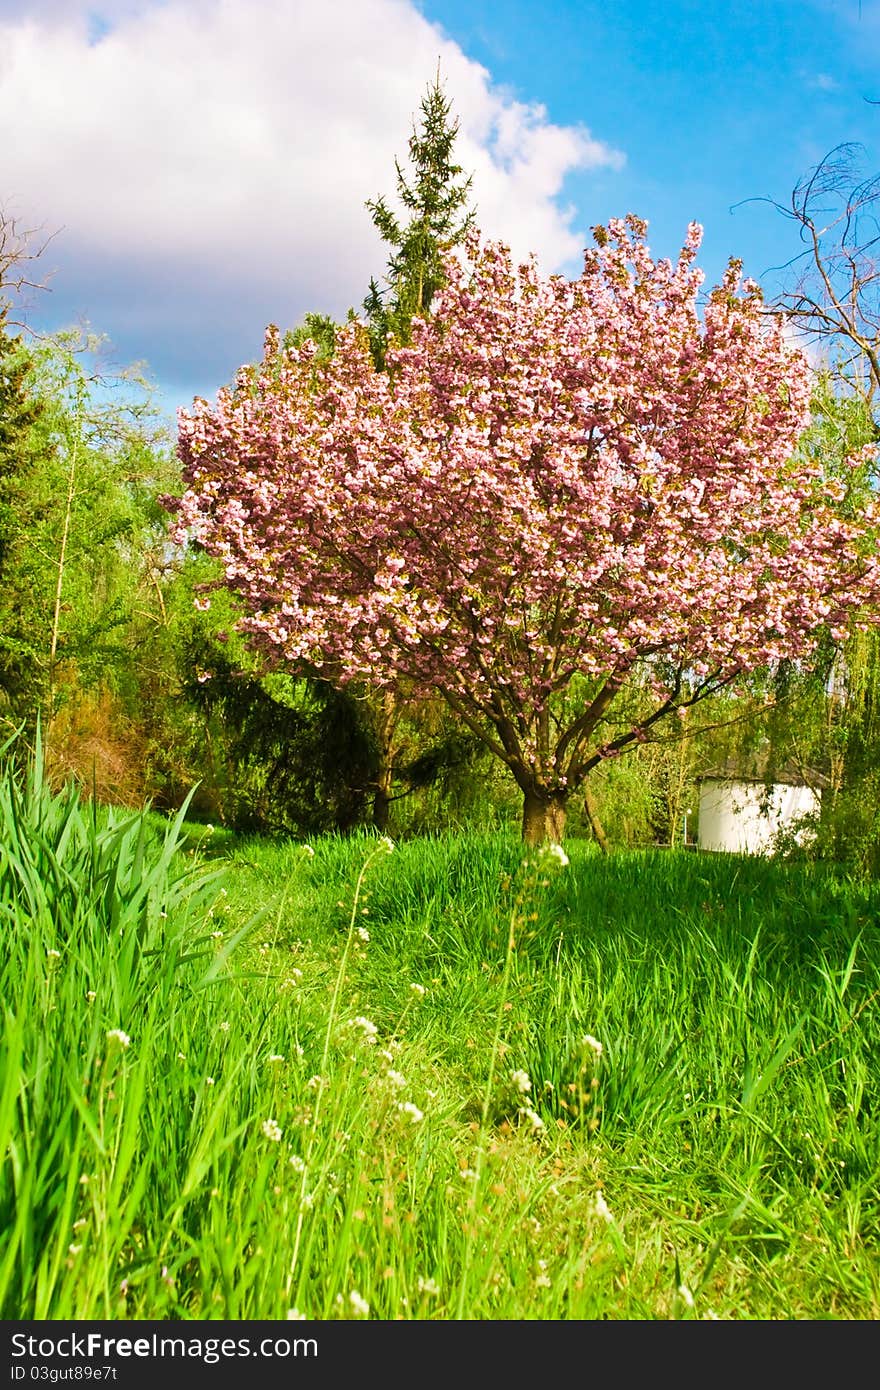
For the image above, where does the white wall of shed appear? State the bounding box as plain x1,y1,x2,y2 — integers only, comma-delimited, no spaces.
697,780,820,854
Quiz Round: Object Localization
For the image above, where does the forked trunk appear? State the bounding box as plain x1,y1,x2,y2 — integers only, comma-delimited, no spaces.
521,789,567,845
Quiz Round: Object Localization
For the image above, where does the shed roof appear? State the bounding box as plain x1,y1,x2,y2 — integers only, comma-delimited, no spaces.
695,755,831,790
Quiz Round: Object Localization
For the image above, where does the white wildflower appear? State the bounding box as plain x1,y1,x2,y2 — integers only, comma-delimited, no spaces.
268,1054,285,1064
582,1034,603,1058
678,1283,695,1309
592,1190,613,1223
398,1101,424,1124
417,1276,440,1296
301,844,315,858
351,1016,378,1041
349,1290,369,1317
106,1029,130,1049
379,836,395,854
386,1070,407,1089
286,1308,306,1320
261,1118,283,1142
518,1106,545,1132
218,1020,230,1032
410,982,426,997
510,1069,532,1094
356,926,370,943
544,843,569,867
289,1155,306,1173
47,948,61,959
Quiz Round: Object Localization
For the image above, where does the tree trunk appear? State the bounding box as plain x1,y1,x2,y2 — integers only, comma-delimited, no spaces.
372,773,392,832
582,784,610,854
521,788,567,845
371,687,400,832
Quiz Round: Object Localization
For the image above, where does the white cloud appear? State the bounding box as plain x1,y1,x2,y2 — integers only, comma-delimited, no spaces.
0,0,625,395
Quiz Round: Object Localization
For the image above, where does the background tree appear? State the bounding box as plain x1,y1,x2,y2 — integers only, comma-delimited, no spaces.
0,327,181,799
763,142,879,417
171,217,880,844
756,143,880,873
363,69,475,367
0,326,45,704
0,209,52,707
284,312,339,363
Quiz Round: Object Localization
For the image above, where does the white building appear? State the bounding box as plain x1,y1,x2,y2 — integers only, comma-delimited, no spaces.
696,762,823,855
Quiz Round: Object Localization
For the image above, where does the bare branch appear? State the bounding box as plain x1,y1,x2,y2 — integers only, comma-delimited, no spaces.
753,144,880,411
0,206,59,329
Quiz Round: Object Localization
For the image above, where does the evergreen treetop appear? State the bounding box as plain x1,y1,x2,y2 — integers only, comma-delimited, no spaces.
364,69,475,365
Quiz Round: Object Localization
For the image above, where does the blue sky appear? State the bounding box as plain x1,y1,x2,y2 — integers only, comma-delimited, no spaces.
1,0,877,423
422,1,880,274
422,0,879,270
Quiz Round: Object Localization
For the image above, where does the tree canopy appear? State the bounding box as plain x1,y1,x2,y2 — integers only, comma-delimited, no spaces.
170,217,880,842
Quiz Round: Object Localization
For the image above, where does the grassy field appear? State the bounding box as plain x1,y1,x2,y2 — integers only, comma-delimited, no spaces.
1,750,879,1320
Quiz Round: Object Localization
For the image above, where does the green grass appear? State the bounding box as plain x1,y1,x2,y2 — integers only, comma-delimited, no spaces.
2,749,879,1319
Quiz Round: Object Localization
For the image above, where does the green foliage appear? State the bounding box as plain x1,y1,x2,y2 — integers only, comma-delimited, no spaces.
180,642,380,837
741,377,880,875
0,324,44,581
363,69,475,365
282,312,339,363
0,315,49,707
0,329,176,742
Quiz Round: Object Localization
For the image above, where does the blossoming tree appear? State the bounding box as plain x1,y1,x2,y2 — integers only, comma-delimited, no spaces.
170,216,880,842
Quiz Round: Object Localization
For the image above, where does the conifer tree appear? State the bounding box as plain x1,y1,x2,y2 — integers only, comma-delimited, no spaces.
0,313,42,579
363,69,475,366
0,214,48,707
